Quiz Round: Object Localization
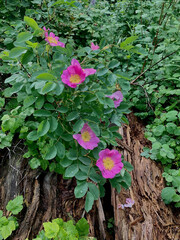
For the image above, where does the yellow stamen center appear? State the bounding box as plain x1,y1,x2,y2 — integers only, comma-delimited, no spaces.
81,131,91,142
103,157,114,170
47,37,58,44
70,74,81,83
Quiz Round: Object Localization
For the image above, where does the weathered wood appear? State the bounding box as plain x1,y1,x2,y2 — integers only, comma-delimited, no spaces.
0,145,98,239
0,113,179,240
112,114,180,240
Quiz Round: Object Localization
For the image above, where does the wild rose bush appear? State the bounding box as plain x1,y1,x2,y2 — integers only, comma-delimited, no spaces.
0,17,133,212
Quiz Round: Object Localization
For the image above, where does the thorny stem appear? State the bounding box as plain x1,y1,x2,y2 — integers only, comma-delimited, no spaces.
130,50,179,84
20,62,31,77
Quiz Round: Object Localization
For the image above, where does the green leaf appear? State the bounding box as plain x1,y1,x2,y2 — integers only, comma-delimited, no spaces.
42,82,56,94
79,157,91,166
43,222,59,238
85,191,94,213
35,96,45,109
167,152,175,159
166,110,178,121
1,221,16,239
24,95,36,108
27,131,39,141
44,146,57,160
73,119,84,133
120,36,138,48
29,158,41,169
49,116,58,132
74,182,88,198
9,47,27,58
75,171,88,180
108,60,120,69
104,97,114,108
56,142,65,159
153,125,165,136
76,218,89,237
122,161,134,171
51,0,76,7
152,141,161,150
24,16,40,30
66,111,79,121
34,110,51,117
0,97,5,108
37,120,50,137
17,32,33,42
88,122,100,136
161,187,176,204
36,73,57,81
97,68,108,76
6,196,23,214
88,182,99,200
57,106,68,113
64,164,79,178
66,149,77,160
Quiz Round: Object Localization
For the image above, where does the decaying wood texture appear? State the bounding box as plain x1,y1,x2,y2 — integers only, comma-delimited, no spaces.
112,114,180,240
0,144,98,239
0,113,179,240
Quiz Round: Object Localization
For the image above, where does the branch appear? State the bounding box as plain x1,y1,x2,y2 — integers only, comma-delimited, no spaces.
20,62,31,77
130,49,179,84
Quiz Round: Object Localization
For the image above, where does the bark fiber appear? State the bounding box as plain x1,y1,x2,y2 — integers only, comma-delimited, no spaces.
0,114,179,240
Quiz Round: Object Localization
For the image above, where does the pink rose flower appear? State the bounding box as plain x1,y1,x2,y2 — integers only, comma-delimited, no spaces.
73,123,100,150
43,26,65,47
118,198,134,209
91,42,99,51
61,58,96,88
96,149,123,179
106,91,123,108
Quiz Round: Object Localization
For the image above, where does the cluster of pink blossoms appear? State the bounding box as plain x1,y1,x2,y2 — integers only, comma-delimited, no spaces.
60,56,124,178
73,123,124,179
43,27,124,179
43,27,65,48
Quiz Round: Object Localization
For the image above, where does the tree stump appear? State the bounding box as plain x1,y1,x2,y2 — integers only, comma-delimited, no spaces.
112,114,180,240
0,113,179,239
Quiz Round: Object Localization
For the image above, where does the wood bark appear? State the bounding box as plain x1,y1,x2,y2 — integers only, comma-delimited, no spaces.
112,114,180,240
0,113,179,239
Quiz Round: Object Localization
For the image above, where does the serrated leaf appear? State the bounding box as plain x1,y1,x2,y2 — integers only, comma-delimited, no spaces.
56,142,65,159
42,82,56,94
64,164,79,177
161,187,176,204
74,182,88,198
73,119,84,133
49,116,58,132
17,32,33,42
6,196,23,214
27,131,39,141
34,110,51,117
43,222,59,238
88,182,99,200
85,191,94,213
37,120,50,137
76,218,89,237
9,47,27,58
24,95,36,108
1,221,16,239
44,145,57,160
108,59,120,69
66,111,79,121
